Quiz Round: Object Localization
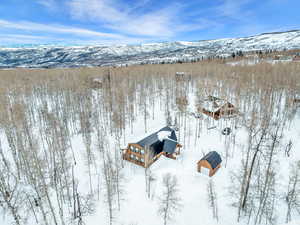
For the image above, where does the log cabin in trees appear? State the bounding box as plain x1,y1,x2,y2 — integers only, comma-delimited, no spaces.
293,98,300,107
89,77,103,89
293,55,300,61
122,126,182,168
175,72,191,82
197,151,222,177
198,96,238,120
88,70,111,89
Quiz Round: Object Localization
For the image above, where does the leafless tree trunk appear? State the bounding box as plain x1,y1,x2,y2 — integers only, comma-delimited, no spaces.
103,153,116,225
158,173,182,225
241,123,268,210
145,168,156,199
207,180,218,221
285,161,300,223
254,121,283,225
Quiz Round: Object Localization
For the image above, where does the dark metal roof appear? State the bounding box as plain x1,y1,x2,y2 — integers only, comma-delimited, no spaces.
136,126,178,154
201,151,222,169
163,139,177,154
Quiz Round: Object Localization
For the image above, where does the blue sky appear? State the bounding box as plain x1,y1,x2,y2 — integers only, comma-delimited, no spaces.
0,0,299,46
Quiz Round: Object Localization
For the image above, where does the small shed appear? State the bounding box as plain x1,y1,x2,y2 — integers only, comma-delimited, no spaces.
122,126,182,168
293,55,300,61
175,72,191,82
198,96,238,120
293,98,300,107
273,55,282,60
197,151,222,177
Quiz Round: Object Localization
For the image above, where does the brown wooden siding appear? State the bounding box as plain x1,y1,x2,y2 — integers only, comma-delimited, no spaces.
197,160,221,177
122,143,146,167
198,108,220,120
123,143,183,167
198,102,238,120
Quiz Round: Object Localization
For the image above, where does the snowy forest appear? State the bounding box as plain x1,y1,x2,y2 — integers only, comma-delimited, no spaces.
0,61,300,225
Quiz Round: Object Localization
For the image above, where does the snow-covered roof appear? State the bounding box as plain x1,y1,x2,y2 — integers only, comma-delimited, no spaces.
175,72,186,75
199,96,227,112
136,126,178,154
92,78,102,83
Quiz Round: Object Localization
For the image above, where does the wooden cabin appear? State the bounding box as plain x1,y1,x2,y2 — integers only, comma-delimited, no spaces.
197,151,222,177
175,72,191,82
88,77,103,89
122,126,182,168
198,96,238,120
293,55,300,61
293,98,300,106
273,55,293,61
89,71,111,89
273,55,282,60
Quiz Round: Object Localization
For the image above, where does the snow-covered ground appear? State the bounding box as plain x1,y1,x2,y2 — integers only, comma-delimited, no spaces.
0,68,299,225
65,97,300,225
79,100,300,225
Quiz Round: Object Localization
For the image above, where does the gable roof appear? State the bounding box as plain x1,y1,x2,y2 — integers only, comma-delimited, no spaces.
136,126,178,154
201,151,222,169
200,96,227,112
198,96,237,119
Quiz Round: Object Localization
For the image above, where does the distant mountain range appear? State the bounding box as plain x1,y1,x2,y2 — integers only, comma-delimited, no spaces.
1,30,300,68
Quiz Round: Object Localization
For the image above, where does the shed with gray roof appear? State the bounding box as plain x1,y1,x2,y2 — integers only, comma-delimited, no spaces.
197,151,222,177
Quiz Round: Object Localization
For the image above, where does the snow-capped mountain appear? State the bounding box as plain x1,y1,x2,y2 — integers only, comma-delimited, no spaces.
1,30,300,68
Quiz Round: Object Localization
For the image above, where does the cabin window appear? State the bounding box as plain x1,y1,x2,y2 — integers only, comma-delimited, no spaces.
135,147,140,153
135,155,139,161
141,157,145,163
130,145,134,151
140,149,144,155
130,154,134,159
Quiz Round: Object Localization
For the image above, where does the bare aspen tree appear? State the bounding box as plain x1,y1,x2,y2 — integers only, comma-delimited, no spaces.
285,140,293,157
0,140,22,225
103,153,116,225
158,173,182,225
254,119,285,225
144,146,154,169
207,180,218,221
285,161,300,223
241,119,269,210
78,94,95,195
113,142,125,211
145,168,156,199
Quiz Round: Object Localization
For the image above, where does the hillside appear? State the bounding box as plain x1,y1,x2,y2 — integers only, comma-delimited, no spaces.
1,30,300,68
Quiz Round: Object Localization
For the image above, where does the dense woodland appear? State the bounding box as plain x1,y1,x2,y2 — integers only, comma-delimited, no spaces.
0,60,299,225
